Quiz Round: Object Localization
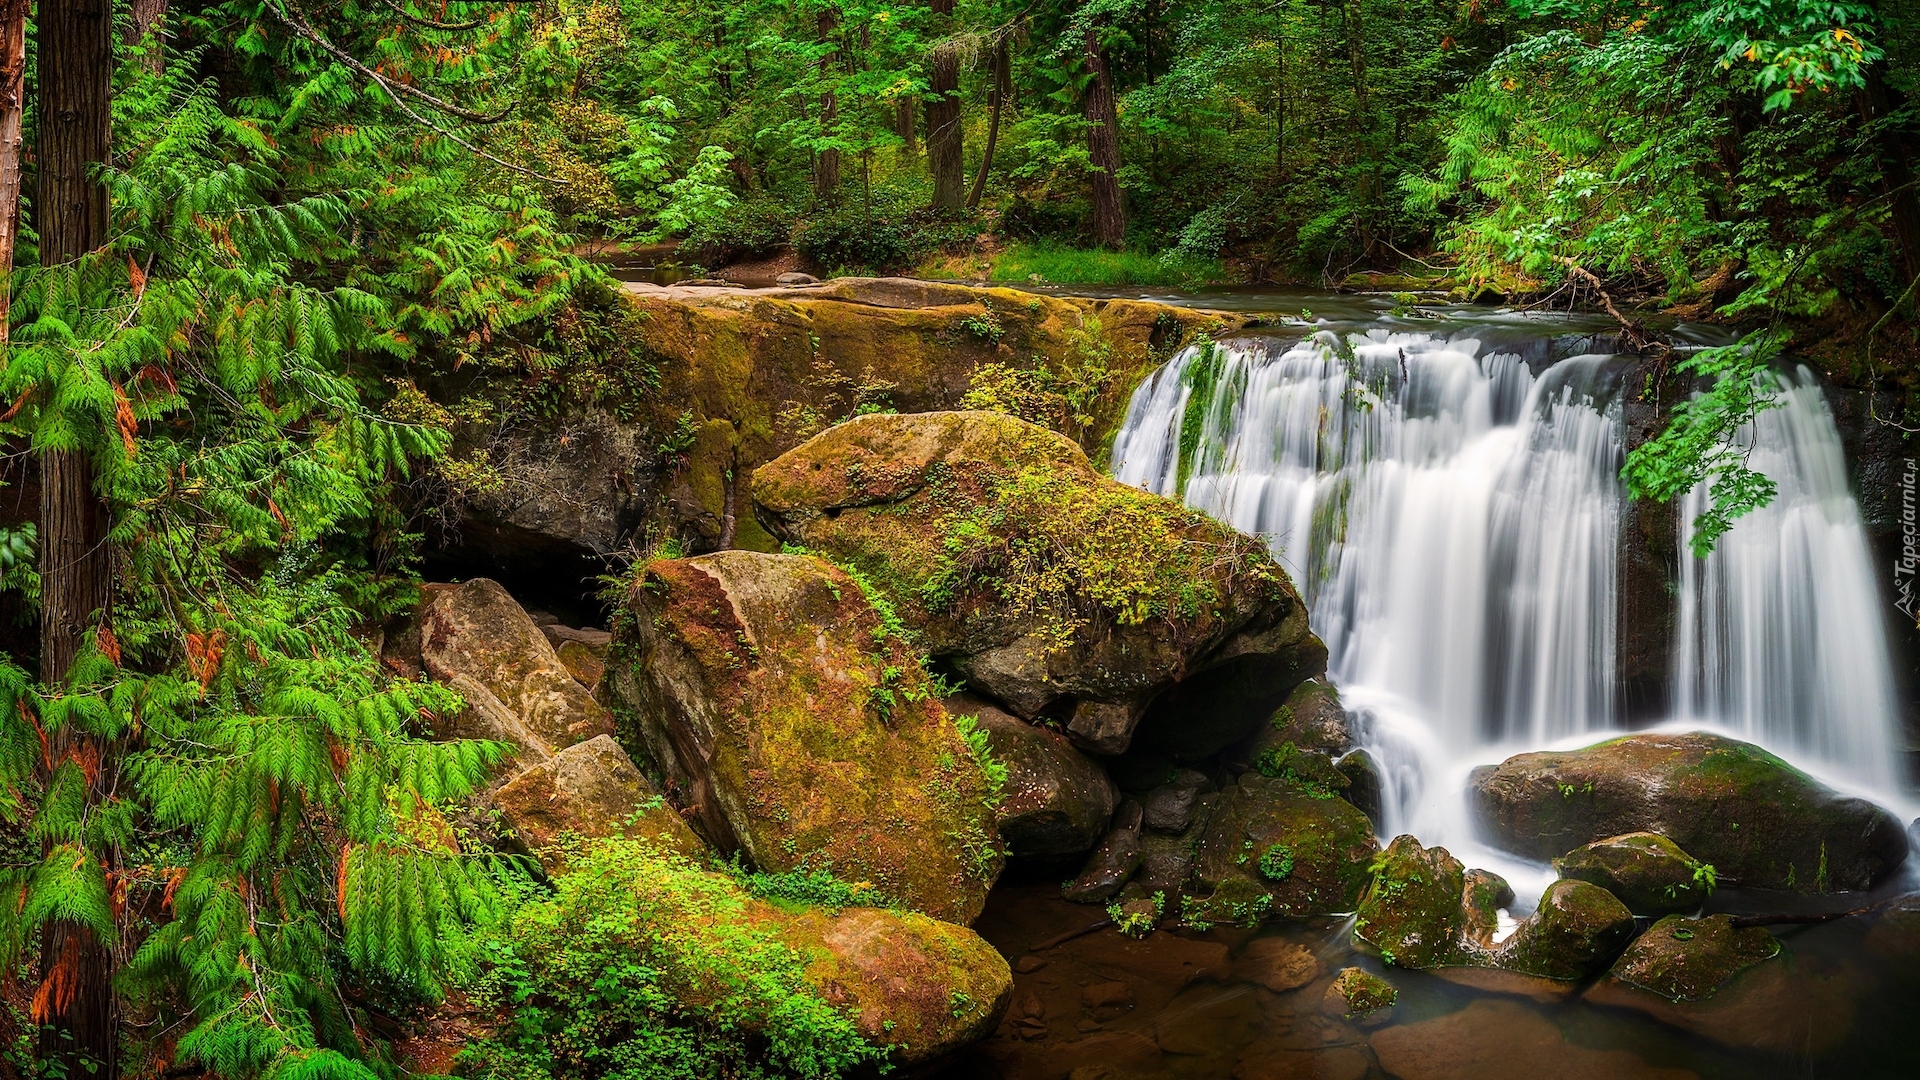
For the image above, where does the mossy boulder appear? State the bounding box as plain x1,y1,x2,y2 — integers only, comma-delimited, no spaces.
492,734,708,867
1185,772,1378,925
1555,832,1713,915
1352,836,1473,969
1596,915,1781,1003
1354,837,1631,981
1469,732,1908,892
1495,879,1637,981
1226,677,1352,770
752,410,1320,755
416,578,615,762
1583,916,1855,1057
959,695,1116,857
601,549,1002,923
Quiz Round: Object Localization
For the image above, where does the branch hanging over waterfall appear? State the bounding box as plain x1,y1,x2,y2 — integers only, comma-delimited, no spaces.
1556,257,1662,354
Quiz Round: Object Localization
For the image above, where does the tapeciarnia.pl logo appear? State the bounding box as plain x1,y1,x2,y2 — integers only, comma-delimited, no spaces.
1898,458,1918,623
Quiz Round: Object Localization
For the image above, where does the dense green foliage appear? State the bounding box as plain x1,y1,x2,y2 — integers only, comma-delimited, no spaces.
4,0,1919,1076
459,839,883,1080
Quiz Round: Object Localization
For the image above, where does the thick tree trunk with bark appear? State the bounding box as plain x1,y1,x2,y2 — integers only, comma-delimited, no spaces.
125,0,166,72
925,0,963,209
966,35,1010,209
0,0,27,343
35,1,118,1076
894,97,916,154
813,10,840,202
1082,26,1125,249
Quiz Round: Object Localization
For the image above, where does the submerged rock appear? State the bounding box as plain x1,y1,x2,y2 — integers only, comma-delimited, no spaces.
418,578,615,761
1185,772,1378,925
963,696,1117,856
602,549,1002,923
751,410,1320,755
1369,998,1700,1080
1469,732,1908,892
1597,914,1781,1003
1554,832,1713,915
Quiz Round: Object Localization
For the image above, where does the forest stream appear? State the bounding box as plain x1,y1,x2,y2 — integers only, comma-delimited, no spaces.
947,287,1920,1080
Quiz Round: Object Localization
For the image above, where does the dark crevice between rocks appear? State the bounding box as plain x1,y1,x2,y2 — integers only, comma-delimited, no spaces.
422,535,617,631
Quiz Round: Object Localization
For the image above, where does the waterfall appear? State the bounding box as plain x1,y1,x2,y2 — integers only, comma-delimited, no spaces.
1111,332,1908,867
1675,367,1905,790
1112,331,1622,745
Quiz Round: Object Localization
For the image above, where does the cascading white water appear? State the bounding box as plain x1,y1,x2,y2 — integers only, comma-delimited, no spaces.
1675,367,1905,790
1111,331,1909,877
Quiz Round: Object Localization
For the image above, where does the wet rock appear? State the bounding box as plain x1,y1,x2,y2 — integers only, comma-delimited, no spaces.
1496,879,1636,981
1186,773,1378,925
1603,914,1781,1002
1233,1045,1370,1080
1863,893,1920,977
602,550,1002,923
1136,824,1204,901
1585,916,1855,1057
491,735,707,865
1353,836,1473,969
1554,832,1713,915
1228,678,1353,769
1063,801,1145,903
963,696,1117,856
1143,769,1209,832
1082,980,1136,1017
1334,749,1384,826
1235,937,1322,993
418,578,615,760
1321,968,1396,1025
1468,732,1908,892
1369,998,1700,1080
751,410,1320,755
1355,837,1632,981
775,271,819,285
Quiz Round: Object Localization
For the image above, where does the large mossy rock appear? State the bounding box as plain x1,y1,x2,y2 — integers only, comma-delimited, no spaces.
1555,832,1712,915
1352,836,1473,969
1496,879,1636,981
449,278,1238,560
751,410,1321,755
602,549,1002,923
417,578,615,761
1186,772,1378,924
958,695,1116,857
1469,732,1908,892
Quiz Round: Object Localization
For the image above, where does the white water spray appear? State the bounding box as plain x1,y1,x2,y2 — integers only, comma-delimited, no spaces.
1112,332,1908,883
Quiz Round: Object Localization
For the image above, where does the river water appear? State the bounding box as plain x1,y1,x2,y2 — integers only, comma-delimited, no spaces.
962,287,1920,1080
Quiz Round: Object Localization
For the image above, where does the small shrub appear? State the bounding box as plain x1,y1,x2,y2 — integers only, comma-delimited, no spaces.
682,194,793,264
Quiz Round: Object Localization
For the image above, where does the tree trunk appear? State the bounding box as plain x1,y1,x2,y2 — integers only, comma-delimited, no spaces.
894,97,916,154
124,0,166,73
813,9,840,203
1082,26,1125,249
35,1,118,1075
925,0,963,209
966,35,1009,209
0,0,27,345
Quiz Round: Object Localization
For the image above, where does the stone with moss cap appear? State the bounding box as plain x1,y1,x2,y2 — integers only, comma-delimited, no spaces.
751,410,1321,756
1555,832,1714,915
1470,732,1907,893
1185,772,1378,926
1353,836,1473,969
1322,967,1397,1023
600,549,1003,924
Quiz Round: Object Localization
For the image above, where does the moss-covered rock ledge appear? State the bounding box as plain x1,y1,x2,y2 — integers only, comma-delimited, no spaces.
433,276,1242,560
752,409,1324,755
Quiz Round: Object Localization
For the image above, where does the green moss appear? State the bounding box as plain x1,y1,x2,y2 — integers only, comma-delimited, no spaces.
1329,967,1398,1019
1611,914,1781,1002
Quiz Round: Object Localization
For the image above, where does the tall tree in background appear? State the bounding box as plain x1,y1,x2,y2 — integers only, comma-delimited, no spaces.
1082,19,1124,248
34,0,120,1071
814,6,842,201
926,0,963,208
0,0,26,338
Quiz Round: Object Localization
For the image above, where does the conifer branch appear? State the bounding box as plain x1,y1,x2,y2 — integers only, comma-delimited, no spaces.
378,0,484,32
